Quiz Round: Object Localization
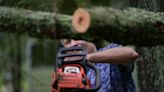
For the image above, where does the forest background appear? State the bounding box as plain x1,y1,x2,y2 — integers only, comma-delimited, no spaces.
0,0,163,92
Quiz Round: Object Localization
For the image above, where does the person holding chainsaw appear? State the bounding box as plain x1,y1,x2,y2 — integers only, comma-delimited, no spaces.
61,39,139,92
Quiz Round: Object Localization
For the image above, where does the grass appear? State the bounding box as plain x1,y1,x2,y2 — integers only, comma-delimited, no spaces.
32,66,54,92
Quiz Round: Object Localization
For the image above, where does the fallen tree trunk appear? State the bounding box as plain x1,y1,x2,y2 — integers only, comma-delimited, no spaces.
1,6,164,46
0,6,74,39
72,7,164,46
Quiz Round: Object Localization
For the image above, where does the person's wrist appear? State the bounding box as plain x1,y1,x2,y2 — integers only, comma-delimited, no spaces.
86,54,92,61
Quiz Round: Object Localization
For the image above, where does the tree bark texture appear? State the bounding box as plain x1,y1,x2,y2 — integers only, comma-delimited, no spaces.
73,7,164,46
136,46,164,92
129,0,164,92
1,6,164,46
0,6,74,39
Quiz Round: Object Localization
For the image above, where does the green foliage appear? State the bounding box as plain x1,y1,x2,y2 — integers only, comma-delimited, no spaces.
54,0,112,15
89,0,111,6
54,0,78,15
32,39,57,66
0,75,3,87
0,0,55,11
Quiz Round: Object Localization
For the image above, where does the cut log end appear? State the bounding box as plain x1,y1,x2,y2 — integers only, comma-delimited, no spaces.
72,8,90,34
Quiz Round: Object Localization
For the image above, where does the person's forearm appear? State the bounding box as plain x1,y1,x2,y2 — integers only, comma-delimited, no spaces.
86,47,139,64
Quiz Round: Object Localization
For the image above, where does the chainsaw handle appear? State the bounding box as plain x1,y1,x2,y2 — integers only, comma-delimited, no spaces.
58,46,86,58
56,46,87,68
84,62,101,92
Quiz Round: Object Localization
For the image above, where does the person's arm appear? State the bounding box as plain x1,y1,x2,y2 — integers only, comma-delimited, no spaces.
86,47,139,64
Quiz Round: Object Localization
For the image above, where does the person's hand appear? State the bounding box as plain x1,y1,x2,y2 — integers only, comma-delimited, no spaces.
64,50,83,61
64,56,83,61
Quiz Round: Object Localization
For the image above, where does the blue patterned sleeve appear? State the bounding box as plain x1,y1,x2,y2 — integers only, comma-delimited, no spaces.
99,43,122,51
87,43,135,91
101,43,134,73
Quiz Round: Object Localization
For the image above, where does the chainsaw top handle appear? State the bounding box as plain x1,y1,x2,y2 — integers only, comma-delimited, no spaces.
56,46,101,92
56,46,86,67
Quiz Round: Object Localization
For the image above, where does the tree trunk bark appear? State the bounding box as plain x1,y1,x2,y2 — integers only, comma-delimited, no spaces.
11,34,22,92
0,6,73,39
1,6,164,46
72,7,164,46
129,0,164,92
136,46,163,92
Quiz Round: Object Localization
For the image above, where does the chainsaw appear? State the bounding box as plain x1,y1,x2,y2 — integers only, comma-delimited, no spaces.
51,46,101,92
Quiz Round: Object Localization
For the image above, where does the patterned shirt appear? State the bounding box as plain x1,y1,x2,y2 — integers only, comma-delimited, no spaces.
87,43,136,92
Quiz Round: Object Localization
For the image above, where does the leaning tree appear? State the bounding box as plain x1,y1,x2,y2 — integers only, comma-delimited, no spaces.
129,0,164,92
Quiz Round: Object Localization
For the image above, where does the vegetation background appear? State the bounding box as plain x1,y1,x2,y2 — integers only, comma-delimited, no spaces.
0,0,163,92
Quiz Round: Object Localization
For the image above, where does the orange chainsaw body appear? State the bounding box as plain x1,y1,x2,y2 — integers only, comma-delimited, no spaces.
51,46,100,92
52,64,91,92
